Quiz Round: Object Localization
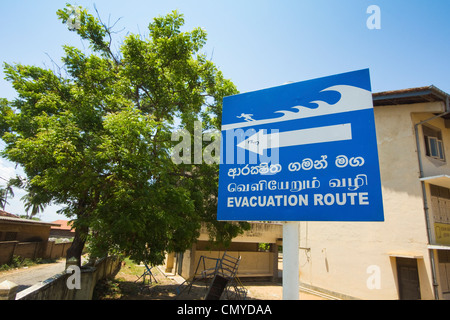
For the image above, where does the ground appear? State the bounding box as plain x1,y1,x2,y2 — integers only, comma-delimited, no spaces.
93,259,327,300
0,258,328,300
0,259,66,292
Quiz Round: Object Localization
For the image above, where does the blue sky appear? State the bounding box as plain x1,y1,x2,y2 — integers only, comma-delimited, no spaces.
0,0,449,222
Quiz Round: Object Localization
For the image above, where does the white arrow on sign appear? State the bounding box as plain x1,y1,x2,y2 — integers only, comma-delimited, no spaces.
237,123,352,155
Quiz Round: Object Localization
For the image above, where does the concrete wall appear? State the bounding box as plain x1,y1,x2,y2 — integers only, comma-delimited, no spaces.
14,256,121,300
0,241,46,265
45,241,71,260
165,222,282,281
0,241,18,265
174,242,278,281
194,250,274,278
0,240,71,265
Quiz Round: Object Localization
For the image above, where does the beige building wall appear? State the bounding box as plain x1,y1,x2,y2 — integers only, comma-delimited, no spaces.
298,101,447,300
164,222,282,281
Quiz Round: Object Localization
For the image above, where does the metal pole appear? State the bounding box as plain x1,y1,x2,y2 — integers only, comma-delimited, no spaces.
283,221,299,300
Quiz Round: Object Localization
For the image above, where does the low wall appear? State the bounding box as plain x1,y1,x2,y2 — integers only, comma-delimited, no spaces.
193,250,274,278
14,242,41,259
45,241,71,260
0,241,17,265
0,240,71,265
0,241,45,265
14,256,121,300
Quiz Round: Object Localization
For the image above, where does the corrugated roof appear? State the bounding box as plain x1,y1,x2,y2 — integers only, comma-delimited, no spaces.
0,215,60,227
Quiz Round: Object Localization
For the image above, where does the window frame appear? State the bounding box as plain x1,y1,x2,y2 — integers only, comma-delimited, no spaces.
424,125,446,162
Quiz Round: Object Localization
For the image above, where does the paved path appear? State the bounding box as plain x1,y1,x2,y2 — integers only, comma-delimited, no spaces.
0,260,66,292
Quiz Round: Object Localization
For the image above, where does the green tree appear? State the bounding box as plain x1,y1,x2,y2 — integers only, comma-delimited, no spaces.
21,193,47,219
0,183,14,210
0,5,248,266
7,176,50,219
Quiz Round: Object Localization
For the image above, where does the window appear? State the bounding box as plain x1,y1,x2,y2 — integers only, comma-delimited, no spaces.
396,258,421,300
430,185,450,224
437,250,450,294
427,136,444,159
424,125,445,161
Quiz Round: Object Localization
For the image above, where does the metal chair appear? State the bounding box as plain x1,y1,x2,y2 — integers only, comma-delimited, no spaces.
175,251,247,300
204,252,245,300
175,255,220,297
135,263,158,285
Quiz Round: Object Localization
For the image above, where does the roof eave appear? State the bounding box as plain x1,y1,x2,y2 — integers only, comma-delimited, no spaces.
373,85,450,107
0,216,61,227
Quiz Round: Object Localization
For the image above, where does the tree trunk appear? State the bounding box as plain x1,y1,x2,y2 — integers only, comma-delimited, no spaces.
66,225,88,268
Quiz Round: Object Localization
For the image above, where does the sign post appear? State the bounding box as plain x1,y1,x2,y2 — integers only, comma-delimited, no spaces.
217,69,384,299
282,222,300,300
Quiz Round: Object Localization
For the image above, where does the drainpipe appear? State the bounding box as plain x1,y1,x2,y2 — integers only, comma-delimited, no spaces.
413,97,450,300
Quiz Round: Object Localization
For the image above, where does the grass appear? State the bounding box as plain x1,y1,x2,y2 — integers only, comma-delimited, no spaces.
93,258,194,300
119,258,146,277
93,258,151,300
0,255,58,272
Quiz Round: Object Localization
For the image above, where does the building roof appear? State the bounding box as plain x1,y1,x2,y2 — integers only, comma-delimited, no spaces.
0,215,60,227
373,85,450,107
50,220,74,231
0,210,20,218
0,209,60,227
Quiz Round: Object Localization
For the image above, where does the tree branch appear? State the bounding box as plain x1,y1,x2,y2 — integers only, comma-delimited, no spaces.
93,4,123,66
